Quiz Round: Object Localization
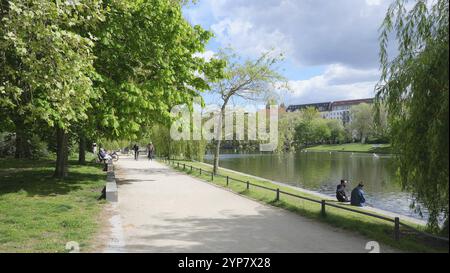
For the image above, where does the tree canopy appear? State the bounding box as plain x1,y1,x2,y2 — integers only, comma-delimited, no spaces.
1,0,223,177
207,49,287,174
377,0,449,230
91,0,224,140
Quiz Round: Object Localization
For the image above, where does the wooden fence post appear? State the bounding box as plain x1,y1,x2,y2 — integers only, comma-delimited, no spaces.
200,168,202,175
247,181,250,190
321,200,326,217
183,163,185,170
226,176,229,186
394,217,400,241
276,188,280,201
211,172,214,181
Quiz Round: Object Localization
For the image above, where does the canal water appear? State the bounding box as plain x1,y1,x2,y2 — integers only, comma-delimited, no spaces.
204,151,427,221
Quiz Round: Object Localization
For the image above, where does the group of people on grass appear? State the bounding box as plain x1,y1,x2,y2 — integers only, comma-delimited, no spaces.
336,179,366,207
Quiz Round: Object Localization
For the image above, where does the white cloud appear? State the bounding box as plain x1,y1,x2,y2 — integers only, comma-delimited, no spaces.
211,18,293,57
193,50,216,61
185,0,390,105
187,0,392,69
282,64,379,104
366,0,383,6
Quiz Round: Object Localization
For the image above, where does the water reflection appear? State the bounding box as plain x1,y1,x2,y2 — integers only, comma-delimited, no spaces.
204,151,427,220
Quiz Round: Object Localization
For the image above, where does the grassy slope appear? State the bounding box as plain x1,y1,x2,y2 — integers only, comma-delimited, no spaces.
0,156,106,253
164,159,447,253
305,143,392,154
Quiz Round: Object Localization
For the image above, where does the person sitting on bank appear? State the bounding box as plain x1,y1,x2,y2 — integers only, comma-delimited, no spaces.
351,182,366,207
99,148,112,161
336,179,349,202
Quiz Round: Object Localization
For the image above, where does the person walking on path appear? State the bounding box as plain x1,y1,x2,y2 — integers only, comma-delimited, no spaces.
132,144,139,160
147,142,155,161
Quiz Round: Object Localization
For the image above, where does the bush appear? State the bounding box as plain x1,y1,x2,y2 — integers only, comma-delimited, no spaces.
0,132,49,158
0,132,15,157
29,134,49,159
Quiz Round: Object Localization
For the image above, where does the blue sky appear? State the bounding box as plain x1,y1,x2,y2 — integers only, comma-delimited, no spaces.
183,0,393,106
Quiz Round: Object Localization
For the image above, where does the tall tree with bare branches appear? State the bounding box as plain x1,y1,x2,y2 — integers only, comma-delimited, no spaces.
208,50,287,174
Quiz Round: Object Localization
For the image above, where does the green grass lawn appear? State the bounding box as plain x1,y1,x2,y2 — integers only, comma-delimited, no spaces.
0,156,106,253
164,159,447,253
305,143,392,154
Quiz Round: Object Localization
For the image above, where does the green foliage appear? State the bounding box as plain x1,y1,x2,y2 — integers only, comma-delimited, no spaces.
208,49,287,173
377,0,449,230
1,0,223,173
91,0,223,140
293,107,345,148
210,49,287,103
0,0,104,129
326,119,346,144
350,103,375,143
277,111,303,152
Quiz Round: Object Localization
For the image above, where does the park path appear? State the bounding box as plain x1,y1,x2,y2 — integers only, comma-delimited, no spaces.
104,156,398,253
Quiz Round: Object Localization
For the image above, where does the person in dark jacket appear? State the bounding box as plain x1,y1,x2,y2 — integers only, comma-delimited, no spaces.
336,179,349,202
351,182,366,207
147,142,155,161
132,144,139,160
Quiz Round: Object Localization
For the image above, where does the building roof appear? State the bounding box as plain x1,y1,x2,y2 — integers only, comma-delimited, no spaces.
286,98,374,112
286,102,331,111
331,98,374,106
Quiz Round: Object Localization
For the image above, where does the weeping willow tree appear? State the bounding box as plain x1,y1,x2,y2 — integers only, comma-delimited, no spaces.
145,124,207,161
376,0,449,232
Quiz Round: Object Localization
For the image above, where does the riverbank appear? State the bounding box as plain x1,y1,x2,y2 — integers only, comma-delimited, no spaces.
163,159,447,253
305,143,391,154
0,156,106,252
197,161,426,226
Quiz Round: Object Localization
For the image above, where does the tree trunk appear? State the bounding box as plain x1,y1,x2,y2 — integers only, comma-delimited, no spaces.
78,135,86,165
212,108,224,175
213,138,221,175
54,127,69,178
14,117,31,159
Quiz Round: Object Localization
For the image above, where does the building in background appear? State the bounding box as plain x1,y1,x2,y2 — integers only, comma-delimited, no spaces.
286,102,332,113
286,98,374,125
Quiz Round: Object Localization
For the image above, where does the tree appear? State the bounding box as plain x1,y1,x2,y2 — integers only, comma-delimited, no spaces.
372,102,390,143
0,0,105,177
326,119,346,144
277,111,303,152
208,50,286,174
1,0,222,177
350,103,374,143
294,120,315,148
293,110,332,147
293,108,316,148
87,0,223,147
311,119,331,144
377,0,449,231
300,106,321,123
